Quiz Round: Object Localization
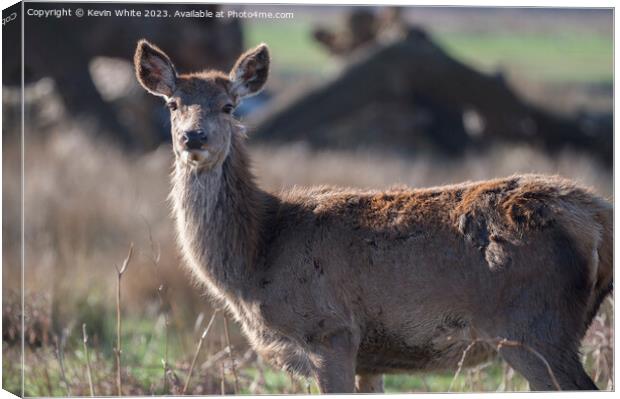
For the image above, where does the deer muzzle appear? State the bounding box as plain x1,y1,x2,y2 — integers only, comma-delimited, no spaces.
182,130,208,150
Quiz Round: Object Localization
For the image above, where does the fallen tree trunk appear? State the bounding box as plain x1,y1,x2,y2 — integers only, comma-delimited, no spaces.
250,28,612,165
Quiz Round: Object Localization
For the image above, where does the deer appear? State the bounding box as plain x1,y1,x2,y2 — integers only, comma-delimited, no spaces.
134,39,613,392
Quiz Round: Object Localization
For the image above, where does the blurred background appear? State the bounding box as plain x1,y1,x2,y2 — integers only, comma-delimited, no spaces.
2,3,613,395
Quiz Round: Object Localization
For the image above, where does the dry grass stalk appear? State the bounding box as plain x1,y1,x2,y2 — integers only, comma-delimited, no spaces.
199,346,234,370
144,220,171,392
183,310,219,394
114,243,134,396
42,364,53,396
53,335,72,396
223,314,240,394
582,299,614,388
33,346,54,396
495,338,561,391
165,366,183,395
420,375,431,392
448,340,477,392
470,361,490,391
157,284,170,392
249,355,267,394
82,323,95,396
236,348,257,369
220,360,226,395
498,361,515,391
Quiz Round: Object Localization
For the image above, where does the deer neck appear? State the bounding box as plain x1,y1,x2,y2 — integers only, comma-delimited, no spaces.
170,135,264,304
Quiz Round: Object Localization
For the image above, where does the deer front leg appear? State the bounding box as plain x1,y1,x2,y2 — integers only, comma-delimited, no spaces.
356,374,384,393
309,329,358,393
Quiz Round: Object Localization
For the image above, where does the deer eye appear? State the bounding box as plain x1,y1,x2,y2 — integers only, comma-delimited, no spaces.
222,104,234,114
166,101,178,111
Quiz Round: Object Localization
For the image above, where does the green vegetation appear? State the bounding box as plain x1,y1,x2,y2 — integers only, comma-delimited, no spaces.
3,324,527,396
383,366,528,393
436,32,613,84
246,22,612,84
3,266,612,395
245,20,337,77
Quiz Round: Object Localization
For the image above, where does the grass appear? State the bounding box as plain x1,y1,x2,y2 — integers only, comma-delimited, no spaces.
245,18,612,85
3,303,611,395
0,317,534,395
245,20,337,78
382,365,527,393
435,32,613,84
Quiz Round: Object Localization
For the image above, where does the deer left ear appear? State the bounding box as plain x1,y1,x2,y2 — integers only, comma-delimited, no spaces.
229,44,270,99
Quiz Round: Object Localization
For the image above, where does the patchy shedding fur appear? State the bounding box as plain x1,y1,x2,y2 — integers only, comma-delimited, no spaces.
135,40,613,392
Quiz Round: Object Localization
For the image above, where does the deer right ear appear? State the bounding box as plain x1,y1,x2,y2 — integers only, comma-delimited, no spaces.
229,44,270,99
134,39,177,98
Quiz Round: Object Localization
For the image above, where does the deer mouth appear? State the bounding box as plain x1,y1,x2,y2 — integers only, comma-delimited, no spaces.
181,148,210,166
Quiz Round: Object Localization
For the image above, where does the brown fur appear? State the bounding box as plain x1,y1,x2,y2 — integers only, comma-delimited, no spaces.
135,40,613,392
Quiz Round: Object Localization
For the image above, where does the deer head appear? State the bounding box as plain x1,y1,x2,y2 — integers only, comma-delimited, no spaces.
134,39,270,169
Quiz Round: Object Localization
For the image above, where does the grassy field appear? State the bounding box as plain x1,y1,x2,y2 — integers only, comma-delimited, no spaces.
2,130,613,395
436,32,612,84
244,13,613,85
245,21,336,76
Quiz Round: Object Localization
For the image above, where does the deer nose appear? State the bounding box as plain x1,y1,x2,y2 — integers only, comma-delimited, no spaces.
182,130,207,150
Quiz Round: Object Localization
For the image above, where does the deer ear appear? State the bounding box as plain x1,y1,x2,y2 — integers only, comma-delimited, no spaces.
229,44,270,99
134,39,177,98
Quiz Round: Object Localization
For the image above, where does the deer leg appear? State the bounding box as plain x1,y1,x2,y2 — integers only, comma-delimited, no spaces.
310,329,358,393
479,300,597,390
355,374,384,393
475,238,599,391
496,343,597,391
